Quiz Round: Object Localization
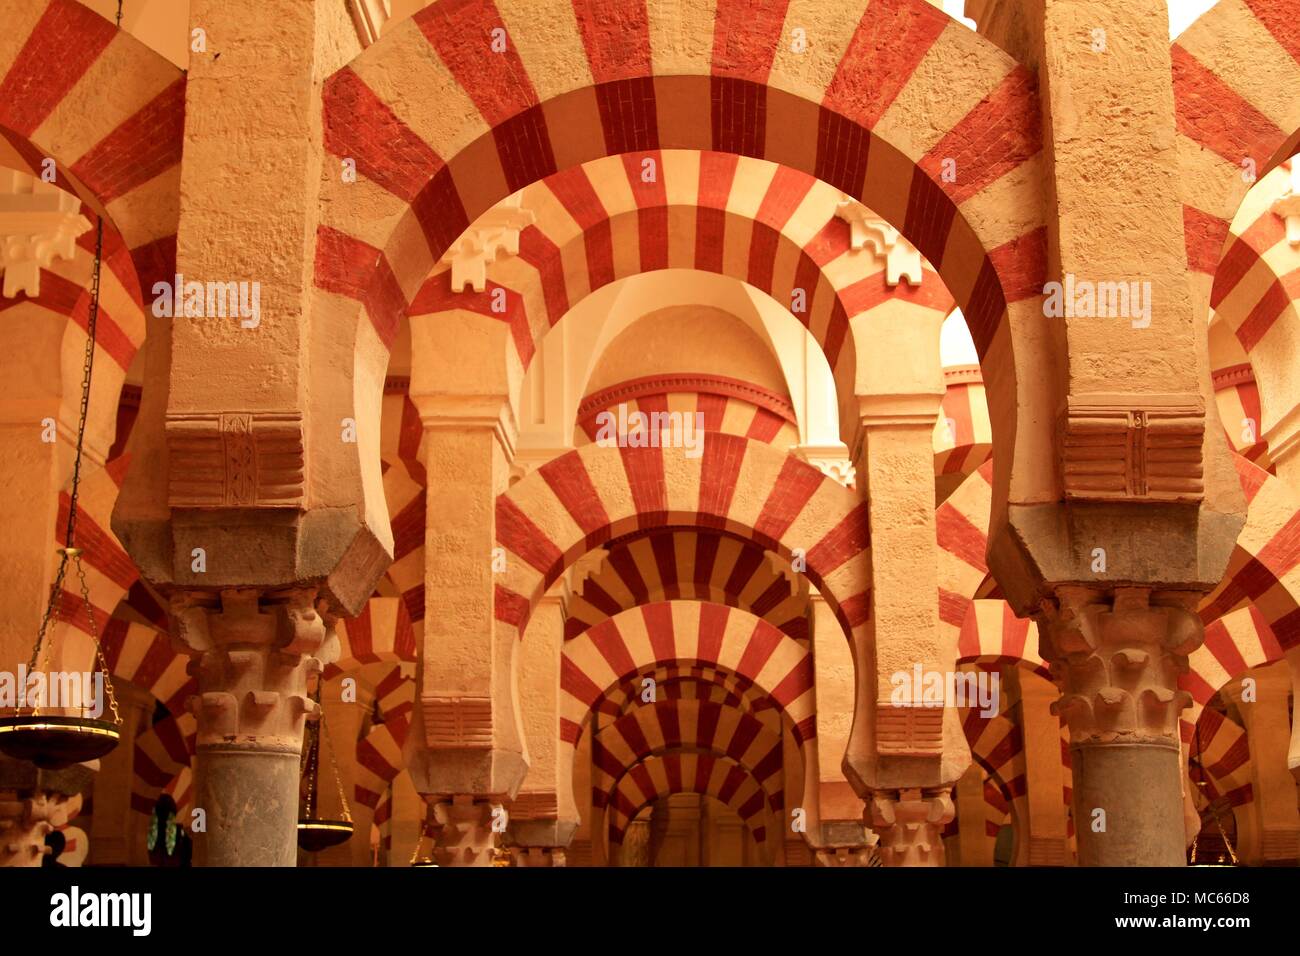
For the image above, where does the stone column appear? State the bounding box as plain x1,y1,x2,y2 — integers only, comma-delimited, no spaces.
506,595,578,866
1009,669,1071,865
403,392,527,864
171,588,338,867
88,678,155,865
1224,666,1300,864
1039,587,1201,866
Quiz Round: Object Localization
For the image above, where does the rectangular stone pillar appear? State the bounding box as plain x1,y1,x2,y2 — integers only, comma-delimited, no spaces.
850,301,967,791
405,394,527,820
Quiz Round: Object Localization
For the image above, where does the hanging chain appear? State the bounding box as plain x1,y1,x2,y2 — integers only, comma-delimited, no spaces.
115,1,123,27
25,219,117,725
320,708,352,822
409,804,430,865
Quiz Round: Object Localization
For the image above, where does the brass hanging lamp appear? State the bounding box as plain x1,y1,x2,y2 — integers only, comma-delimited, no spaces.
0,217,122,769
296,684,354,852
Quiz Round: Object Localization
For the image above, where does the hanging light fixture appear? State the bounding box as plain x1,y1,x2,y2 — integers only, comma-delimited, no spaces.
296,683,354,852
1188,714,1239,867
0,217,121,770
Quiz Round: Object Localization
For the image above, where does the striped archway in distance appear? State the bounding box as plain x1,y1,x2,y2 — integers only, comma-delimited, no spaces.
591,697,786,807
561,601,815,750
603,750,777,859
565,528,808,641
316,0,1052,554
496,435,869,646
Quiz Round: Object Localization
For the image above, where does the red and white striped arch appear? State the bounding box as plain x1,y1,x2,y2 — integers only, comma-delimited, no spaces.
603,751,776,849
131,710,196,817
1176,0,1300,285
1181,605,1285,749
575,376,801,451
954,599,1049,680
560,601,815,750
99,618,191,714
0,0,184,283
591,697,784,800
937,460,994,626
963,710,1026,828
1204,162,1300,464
940,454,1300,710
1212,359,1276,473
48,457,148,676
328,596,418,678
1192,706,1255,809
496,435,870,645
934,365,993,502
565,528,807,641
1199,456,1300,652
317,0,1049,533
356,709,413,814
591,662,769,724
406,150,956,445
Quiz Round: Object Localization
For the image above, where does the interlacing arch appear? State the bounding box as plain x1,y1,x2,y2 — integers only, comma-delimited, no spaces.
317,0,1050,537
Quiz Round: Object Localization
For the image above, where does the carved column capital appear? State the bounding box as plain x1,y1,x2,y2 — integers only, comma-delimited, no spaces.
1038,587,1201,746
865,787,954,866
426,795,504,867
170,588,339,751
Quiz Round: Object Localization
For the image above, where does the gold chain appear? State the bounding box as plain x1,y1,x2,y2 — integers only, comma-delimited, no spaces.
25,218,109,723
74,553,119,725
409,803,430,865
320,708,351,822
